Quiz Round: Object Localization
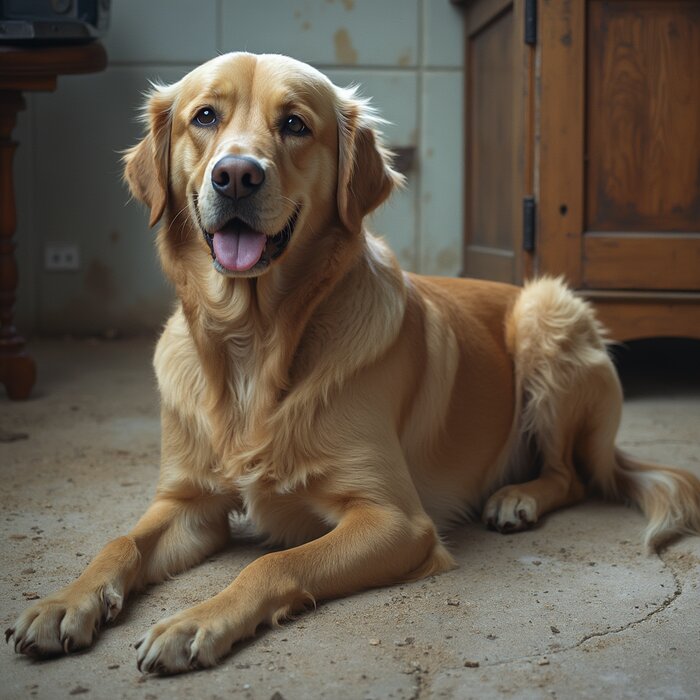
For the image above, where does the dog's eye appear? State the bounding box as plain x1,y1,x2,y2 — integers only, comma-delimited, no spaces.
193,107,217,127
282,115,309,136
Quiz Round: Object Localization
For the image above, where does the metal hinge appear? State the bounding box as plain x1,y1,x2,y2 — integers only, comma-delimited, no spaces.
524,0,537,45
523,196,536,252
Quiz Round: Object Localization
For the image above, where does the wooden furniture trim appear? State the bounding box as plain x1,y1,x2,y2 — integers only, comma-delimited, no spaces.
583,295,700,341
583,290,700,302
462,0,535,284
0,89,35,399
464,246,514,282
517,0,535,282
536,0,585,286
464,0,512,35
583,233,700,291
0,41,106,79
0,41,107,399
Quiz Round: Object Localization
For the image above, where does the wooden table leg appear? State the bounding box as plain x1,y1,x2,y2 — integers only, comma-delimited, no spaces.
0,89,36,400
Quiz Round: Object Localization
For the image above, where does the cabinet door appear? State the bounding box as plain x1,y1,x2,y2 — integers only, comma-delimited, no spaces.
584,0,700,291
462,0,535,283
539,0,700,292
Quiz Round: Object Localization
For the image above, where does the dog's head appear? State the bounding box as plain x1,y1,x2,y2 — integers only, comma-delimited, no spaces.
124,53,403,279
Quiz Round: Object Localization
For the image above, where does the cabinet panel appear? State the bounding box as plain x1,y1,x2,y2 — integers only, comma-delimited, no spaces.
586,1,700,233
463,0,530,283
583,0,700,292
459,0,700,338
584,233,700,290
585,292,700,340
468,8,514,253
536,0,586,285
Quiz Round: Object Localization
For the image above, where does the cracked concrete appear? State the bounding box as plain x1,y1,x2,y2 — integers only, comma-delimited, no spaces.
1,337,699,699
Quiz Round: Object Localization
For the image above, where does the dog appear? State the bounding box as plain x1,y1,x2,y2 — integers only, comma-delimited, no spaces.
7,52,700,674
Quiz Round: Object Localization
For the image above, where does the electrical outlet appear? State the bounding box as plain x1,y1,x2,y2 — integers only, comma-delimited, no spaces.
45,243,80,271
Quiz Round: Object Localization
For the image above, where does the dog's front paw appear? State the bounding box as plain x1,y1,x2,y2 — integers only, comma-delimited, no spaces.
135,611,235,675
6,584,123,658
483,487,538,533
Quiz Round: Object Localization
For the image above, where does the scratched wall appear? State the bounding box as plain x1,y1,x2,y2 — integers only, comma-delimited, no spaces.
13,0,464,335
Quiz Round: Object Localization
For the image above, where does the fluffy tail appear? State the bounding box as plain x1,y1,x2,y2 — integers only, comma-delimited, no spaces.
612,448,700,549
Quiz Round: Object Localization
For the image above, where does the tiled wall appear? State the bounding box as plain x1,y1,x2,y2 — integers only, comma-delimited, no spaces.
13,0,464,334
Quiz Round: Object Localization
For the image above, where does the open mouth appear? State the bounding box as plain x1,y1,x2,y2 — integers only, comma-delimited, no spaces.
201,206,300,275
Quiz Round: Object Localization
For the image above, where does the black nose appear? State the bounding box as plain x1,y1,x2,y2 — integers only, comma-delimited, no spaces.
211,155,265,200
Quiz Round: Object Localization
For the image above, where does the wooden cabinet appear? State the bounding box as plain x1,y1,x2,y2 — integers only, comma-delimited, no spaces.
459,0,700,340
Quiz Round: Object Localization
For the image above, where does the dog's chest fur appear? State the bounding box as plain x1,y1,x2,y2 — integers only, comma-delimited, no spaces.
156,301,392,546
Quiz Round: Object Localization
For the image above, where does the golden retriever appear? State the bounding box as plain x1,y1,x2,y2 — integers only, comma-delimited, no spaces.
7,52,700,674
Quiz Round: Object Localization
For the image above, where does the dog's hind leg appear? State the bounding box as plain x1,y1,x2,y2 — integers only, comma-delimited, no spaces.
483,446,586,532
483,277,611,533
482,389,590,531
486,277,700,546
576,367,700,549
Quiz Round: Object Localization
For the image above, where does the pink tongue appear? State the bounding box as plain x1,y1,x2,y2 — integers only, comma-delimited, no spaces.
213,229,267,272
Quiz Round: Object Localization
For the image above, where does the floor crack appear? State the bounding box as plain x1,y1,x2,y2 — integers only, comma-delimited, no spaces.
571,551,682,650
480,550,683,669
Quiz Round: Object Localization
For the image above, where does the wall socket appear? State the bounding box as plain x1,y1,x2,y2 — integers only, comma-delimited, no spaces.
45,243,81,271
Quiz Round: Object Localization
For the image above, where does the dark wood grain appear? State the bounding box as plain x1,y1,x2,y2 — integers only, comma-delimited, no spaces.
586,1,700,233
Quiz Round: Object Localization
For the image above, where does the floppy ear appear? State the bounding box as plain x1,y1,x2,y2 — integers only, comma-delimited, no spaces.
336,88,405,231
123,85,175,228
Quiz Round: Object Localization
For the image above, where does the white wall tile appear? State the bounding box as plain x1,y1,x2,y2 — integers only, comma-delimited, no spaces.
419,71,464,276
423,0,465,68
325,70,418,270
13,2,466,334
369,179,418,272
324,70,418,144
30,67,190,333
220,0,419,67
104,0,218,64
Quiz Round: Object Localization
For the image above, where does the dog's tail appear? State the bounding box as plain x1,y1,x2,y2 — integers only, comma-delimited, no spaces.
607,447,700,549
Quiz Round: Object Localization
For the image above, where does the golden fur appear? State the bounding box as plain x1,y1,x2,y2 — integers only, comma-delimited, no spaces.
7,53,700,674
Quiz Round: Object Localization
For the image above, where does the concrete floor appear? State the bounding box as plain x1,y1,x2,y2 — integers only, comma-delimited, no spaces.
1,337,699,700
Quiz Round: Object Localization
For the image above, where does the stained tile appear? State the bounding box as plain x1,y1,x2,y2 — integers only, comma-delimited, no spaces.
220,0,419,67
13,0,469,334
31,67,188,333
325,70,418,144
369,178,419,272
424,0,465,67
419,71,464,276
